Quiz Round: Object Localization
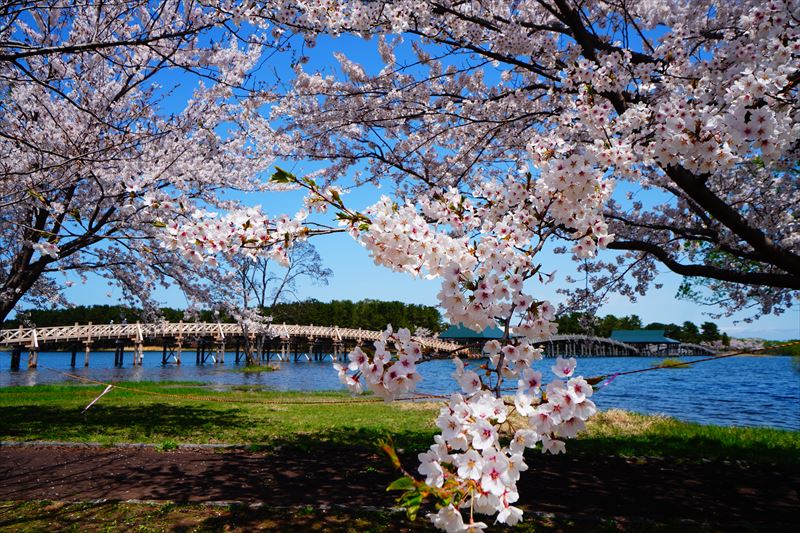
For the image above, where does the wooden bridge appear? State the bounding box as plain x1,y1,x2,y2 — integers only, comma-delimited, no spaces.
533,334,641,357
0,322,464,369
538,336,717,357
0,322,718,370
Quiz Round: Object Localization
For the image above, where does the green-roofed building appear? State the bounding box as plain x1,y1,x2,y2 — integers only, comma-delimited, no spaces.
439,323,504,341
610,329,679,355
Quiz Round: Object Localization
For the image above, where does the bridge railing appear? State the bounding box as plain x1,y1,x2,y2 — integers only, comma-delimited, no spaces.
0,322,461,353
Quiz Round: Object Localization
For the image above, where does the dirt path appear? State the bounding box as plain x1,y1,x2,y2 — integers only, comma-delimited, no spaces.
1,444,797,530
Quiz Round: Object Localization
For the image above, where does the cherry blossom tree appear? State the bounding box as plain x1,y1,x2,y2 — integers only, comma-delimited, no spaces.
4,1,798,531
0,1,284,321
259,0,799,319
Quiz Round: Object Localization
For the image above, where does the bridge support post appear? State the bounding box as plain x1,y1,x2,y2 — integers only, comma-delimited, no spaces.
26,327,39,369
114,342,123,367
305,338,314,362
71,347,77,367
175,342,182,365
217,341,225,364
84,322,93,366
10,347,21,370
280,339,290,362
134,343,143,366
332,341,343,361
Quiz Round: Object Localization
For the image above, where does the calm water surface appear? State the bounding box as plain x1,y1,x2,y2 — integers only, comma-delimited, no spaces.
1,351,798,430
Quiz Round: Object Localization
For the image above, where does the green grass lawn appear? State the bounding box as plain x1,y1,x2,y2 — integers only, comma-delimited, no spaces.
0,382,798,463
0,382,439,450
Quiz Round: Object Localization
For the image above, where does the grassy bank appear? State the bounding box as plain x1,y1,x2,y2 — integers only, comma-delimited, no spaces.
0,382,798,463
575,409,800,464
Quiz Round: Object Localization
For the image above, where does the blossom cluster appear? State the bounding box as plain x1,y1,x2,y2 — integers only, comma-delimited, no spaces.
334,325,423,400
157,206,308,267
350,189,591,338
414,352,596,531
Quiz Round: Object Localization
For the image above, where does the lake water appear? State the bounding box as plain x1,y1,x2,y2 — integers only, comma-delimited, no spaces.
1,351,798,431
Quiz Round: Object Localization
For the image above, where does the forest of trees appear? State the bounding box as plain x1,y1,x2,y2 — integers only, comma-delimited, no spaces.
555,312,730,346
2,305,219,328
2,300,445,335
270,300,444,333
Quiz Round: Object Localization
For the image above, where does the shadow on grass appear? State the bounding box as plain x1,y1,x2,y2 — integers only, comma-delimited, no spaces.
0,501,438,533
198,505,433,533
0,403,247,443
3,401,799,466
570,430,800,465
0,402,437,453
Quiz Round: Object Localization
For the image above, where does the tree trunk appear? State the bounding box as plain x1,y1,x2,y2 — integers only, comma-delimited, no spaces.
0,260,48,324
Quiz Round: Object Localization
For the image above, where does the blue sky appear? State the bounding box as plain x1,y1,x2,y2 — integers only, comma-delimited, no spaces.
29,33,800,340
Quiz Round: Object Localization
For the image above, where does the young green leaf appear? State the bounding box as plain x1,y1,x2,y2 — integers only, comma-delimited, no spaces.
270,167,296,184
386,476,415,491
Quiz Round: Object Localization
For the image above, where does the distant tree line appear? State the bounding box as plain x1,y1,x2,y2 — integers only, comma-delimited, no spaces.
270,299,444,333
555,312,730,346
2,300,445,334
2,305,227,328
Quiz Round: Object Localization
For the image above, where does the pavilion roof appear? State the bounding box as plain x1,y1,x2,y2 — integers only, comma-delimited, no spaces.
439,323,505,340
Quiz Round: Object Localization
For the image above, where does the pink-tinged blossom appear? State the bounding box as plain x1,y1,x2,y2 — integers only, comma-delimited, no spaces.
429,505,464,532
574,399,599,420
541,435,567,455
418,450,445,488
552,356,577,378
568,376,593,403
558,416,587,438
436,413,464,443
347,346,367,371
458,370,482,395
509,429,539,455
480,461,511,496
470,419,498,450
518,368,543,394
463,522,488,533
513,392,536,417
497,505,524,526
